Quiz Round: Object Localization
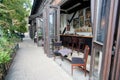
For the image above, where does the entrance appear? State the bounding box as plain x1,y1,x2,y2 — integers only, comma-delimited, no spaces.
43,5,60,56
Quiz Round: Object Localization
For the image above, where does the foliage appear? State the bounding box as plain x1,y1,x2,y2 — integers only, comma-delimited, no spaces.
0,37,11,64
0,3,12,29
0,0,31,76
0,35,20,65
0,51,11,64
0,0,31,34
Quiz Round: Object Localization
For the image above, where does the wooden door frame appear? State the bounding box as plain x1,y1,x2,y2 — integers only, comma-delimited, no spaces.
43,4,60,55
43,5,49,54
100,0,119,80
89,0,119,80
49,5,60,41
111,4,120,80
89,0,99,80
114,14,120,80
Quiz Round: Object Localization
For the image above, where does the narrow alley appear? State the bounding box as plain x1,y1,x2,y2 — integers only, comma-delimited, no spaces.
5,33,73,80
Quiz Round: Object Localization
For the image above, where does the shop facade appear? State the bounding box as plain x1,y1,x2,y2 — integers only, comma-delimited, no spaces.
29,0,120,80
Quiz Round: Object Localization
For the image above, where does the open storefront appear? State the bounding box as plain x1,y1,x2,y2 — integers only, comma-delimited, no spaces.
29,0,120,80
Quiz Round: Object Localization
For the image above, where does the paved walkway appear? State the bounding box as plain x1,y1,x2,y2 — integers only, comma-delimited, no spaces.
5,33,73,80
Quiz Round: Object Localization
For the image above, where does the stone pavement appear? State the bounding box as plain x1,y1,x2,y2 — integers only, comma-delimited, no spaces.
5,33,73,80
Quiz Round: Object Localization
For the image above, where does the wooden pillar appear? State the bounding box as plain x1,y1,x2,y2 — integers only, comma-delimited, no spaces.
57,6,60,41
36,18,40,46
111,3,120,79
100,0,119,80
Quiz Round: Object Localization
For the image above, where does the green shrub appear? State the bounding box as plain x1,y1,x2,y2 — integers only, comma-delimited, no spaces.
0,51,11,64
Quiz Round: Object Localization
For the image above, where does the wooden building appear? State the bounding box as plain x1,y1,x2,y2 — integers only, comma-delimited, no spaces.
29,0,120,80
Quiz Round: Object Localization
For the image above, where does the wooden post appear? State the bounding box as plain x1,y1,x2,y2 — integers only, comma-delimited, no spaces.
111,5,120,80
100,0,118,80
57,6,60,41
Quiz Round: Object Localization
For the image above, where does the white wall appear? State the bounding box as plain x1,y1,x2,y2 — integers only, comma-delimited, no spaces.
60,14,67,33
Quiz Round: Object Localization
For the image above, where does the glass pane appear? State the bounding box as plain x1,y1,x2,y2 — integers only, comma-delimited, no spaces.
49,13,54,52
49,11,57,52
49,14,55,38
96,0,111,43
93,51,103,80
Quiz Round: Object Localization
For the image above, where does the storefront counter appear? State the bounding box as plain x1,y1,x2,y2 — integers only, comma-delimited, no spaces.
60,34,93,54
